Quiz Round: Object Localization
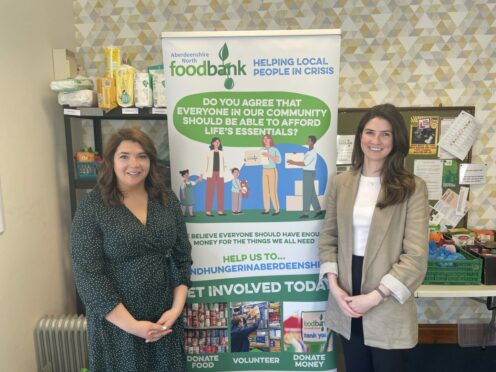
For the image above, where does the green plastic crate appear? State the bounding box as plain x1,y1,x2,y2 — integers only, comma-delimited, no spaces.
423,246,482,285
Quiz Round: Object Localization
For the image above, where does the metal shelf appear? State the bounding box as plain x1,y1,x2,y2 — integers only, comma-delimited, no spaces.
63,106,169,315
74,179,97,189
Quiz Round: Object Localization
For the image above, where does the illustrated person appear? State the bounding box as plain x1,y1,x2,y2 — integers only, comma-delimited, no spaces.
203,137,227,217
230,313,260,352
261,134,281,215
71,128,192,371
319,104,429,372
286,135,323,218
179,169,203,217
231,167,243,214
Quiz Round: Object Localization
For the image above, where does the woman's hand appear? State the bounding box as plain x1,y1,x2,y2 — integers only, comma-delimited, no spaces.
157,307,181,330
327,274,362,318
129,320,171,342
345,291,383,315
147,285,188,343
141,308,181,343
139,307,182,343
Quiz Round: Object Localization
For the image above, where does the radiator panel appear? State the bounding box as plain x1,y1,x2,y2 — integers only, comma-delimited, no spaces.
35,315,88,372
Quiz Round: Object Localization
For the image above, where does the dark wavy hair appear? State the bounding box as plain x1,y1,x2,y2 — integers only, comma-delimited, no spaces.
351,103,416,209
97,128,168,207
209,137,223,150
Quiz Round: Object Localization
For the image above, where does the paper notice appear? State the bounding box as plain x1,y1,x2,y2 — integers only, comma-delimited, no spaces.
337,135,354,164
438,118,456,159
432,188,470,227
438,111,481,160
414,159,443,200
459,163,487,185
456,186,469,216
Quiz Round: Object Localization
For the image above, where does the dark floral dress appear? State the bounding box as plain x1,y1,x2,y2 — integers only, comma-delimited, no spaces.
71,189,192,371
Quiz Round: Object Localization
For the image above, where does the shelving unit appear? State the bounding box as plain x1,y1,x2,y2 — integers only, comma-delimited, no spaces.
183,302,229,354
63,106,168,314
63,106,168,218
230,301,281,352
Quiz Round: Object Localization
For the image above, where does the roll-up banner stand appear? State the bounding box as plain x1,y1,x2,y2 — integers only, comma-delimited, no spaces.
162,29,341,372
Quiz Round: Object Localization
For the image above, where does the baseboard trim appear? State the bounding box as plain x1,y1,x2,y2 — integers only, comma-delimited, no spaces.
419,324,458,344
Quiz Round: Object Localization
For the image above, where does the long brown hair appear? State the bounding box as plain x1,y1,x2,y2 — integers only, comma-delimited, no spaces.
262,134,275,147
97,128,168,207
351,103,416,208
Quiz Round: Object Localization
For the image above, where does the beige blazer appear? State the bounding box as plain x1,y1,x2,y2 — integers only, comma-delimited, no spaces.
203,150,226,178
319,170,429,349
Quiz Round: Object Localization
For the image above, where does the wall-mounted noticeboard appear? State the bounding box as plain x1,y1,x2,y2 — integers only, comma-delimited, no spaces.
337,106,476,227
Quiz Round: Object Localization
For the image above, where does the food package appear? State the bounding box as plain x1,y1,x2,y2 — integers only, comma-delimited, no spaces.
451,233,476,246
75,148,96,162
96,77,117,110
151,70,167,107
134,72,153,108
104,46,121,78
57,90,97,107
115,64,135,107
50,76,94,92
473,230,495,243
249,305,260,318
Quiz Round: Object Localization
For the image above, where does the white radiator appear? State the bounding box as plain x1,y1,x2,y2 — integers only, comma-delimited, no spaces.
35,315,88,372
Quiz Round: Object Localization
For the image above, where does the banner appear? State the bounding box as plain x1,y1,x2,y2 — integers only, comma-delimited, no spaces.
162,30,340,372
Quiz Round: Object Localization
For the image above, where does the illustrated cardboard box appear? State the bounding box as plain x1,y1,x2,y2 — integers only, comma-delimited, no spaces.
285,153,304,169
294,180,319,196
286,195,326,211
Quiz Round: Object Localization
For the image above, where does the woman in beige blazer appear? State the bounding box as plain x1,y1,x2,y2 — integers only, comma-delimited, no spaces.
203,137,227,216
319,104,429,372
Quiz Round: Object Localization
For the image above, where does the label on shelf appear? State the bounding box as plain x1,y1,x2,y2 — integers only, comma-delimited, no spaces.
122,107,139,114
152,107,167,115
64,108,81,116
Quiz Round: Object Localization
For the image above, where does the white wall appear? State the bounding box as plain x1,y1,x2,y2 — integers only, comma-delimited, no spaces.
0,1,76,370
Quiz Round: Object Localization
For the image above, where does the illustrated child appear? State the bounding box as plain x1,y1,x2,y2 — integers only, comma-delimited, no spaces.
179,169,203,217
231,168,243,214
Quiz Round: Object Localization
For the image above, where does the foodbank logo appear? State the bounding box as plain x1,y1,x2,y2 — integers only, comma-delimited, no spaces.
169,43,246,90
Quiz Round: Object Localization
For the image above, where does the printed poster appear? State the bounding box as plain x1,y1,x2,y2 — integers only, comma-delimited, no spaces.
162,30,340,372
409,115,439,155
442,160,459,188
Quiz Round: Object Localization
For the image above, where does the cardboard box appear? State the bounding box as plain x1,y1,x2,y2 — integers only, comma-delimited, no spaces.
52,49,78,79
294,180,319,196
286,195,325,211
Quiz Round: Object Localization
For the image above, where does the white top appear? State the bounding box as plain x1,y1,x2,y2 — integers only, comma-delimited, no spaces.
303,148,317,171
319,174,410,303
352,175,381,256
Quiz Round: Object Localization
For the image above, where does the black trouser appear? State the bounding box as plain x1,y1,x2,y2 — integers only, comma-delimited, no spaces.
340,255,407,372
